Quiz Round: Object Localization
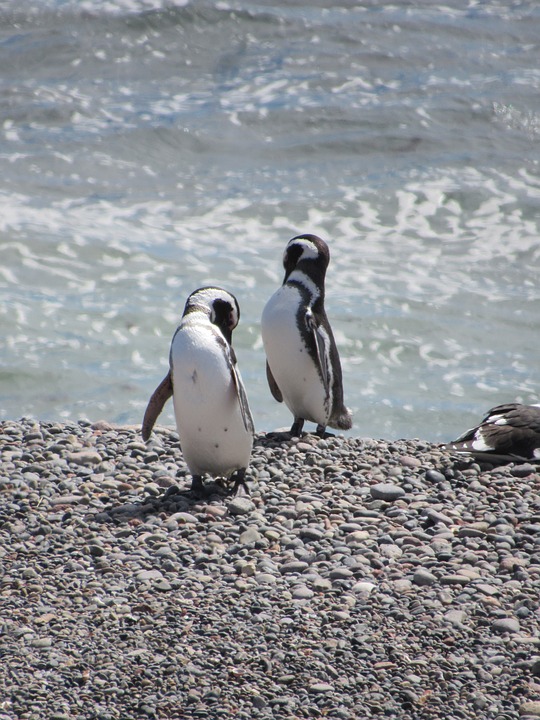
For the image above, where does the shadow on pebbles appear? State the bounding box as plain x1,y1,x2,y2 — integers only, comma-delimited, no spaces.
1,418,539,719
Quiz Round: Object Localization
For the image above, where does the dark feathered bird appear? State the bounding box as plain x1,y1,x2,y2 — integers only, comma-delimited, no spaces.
445,403,540,462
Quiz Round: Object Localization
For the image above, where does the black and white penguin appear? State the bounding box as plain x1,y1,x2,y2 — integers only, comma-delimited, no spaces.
445,403,540,461
142,287,254,495
261,233,352,437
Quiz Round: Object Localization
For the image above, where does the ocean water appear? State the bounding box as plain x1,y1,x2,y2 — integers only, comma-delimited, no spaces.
1,0,539,443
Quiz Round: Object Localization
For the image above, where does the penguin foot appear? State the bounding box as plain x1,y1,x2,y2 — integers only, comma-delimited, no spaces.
230,469,249,496
290,418,305,437
190,475,207,497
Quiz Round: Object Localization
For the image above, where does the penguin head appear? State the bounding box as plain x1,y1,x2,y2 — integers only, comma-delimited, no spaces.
183,287,240,344
282,234,330,283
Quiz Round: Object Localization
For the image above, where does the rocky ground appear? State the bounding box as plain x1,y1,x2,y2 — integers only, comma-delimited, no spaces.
0,418,539,720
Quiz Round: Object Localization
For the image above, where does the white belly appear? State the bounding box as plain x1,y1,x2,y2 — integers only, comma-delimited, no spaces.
261,285,329,426
170,326,252,477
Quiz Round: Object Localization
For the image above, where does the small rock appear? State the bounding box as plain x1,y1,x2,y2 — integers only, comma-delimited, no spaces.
88,544,105,557
370,483,405,501
228,497,255,516
280,561,309,575
292,584,314,600
399,455,422,468
352,581,376,596
379,544,402,559
329,568,353,580
413,568,437,586
68,450,102,466
239,527,262,545
299,527,325,541
492,617,520,634
91,420,114,431
170,511,198,524
312,577,332,591
393,579,413,594
440,574,470,586
346,530,371,543
499,556,527,572
255,573,277,585
425,469,446,483
155,580,172,592
423,508,454,526
51,495,80,506
519,701,540,716
445,610,466,626
309,683,334,693
511,463,535,478
339,523,365,533
476,583,500,596
136,570,164,582
238,562,256,577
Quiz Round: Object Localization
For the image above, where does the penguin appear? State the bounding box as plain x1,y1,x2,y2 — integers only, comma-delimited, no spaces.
142,287,254,495
261,233,352,437
445,403,540,462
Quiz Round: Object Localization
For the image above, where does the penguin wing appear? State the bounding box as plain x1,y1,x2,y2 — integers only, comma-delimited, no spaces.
306,309,330,395
141,372,173,441
227,344,255,435
266,361,283,403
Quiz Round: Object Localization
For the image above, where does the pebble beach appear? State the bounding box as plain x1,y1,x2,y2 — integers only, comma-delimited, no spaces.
1,418,539,720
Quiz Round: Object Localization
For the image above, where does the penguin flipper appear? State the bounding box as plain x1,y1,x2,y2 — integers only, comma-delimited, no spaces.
231,363,255,435
142,372,173,441
306,309,330,395
224,341,255,435
266,361,283,403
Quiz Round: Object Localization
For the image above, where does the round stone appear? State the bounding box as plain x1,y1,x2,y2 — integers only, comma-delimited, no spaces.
370,483,406,501
413,568,437,586
228,497,255,515
491,617,520,634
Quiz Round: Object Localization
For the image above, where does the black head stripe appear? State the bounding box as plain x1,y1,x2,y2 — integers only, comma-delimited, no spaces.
211,298,237,343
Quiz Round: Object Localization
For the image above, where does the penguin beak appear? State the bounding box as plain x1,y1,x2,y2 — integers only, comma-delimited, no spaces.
221,325,233,344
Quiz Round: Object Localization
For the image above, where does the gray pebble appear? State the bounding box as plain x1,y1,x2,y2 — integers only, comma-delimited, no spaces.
255,573,277,585
309,683,334,693
136,570,164,581
425,469,446,483
492,617,520,634
292,584,314,600
352,581,376,596
67,450,102,466
510,464,536,477
228,497,255,516
280,561,309,575
239,527,262,544
370,483,405,501
413,568,437,586
444,610,467,626
519,701,540,716
299,527,325,541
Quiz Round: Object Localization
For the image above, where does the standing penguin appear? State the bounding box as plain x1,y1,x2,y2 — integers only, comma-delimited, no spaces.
142,287,254,495
261,234,352,437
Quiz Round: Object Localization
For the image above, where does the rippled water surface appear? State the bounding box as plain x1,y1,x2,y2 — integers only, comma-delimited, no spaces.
1,0,539,441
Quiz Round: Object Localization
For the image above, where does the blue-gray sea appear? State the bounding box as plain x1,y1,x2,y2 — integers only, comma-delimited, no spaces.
1,0,539,443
